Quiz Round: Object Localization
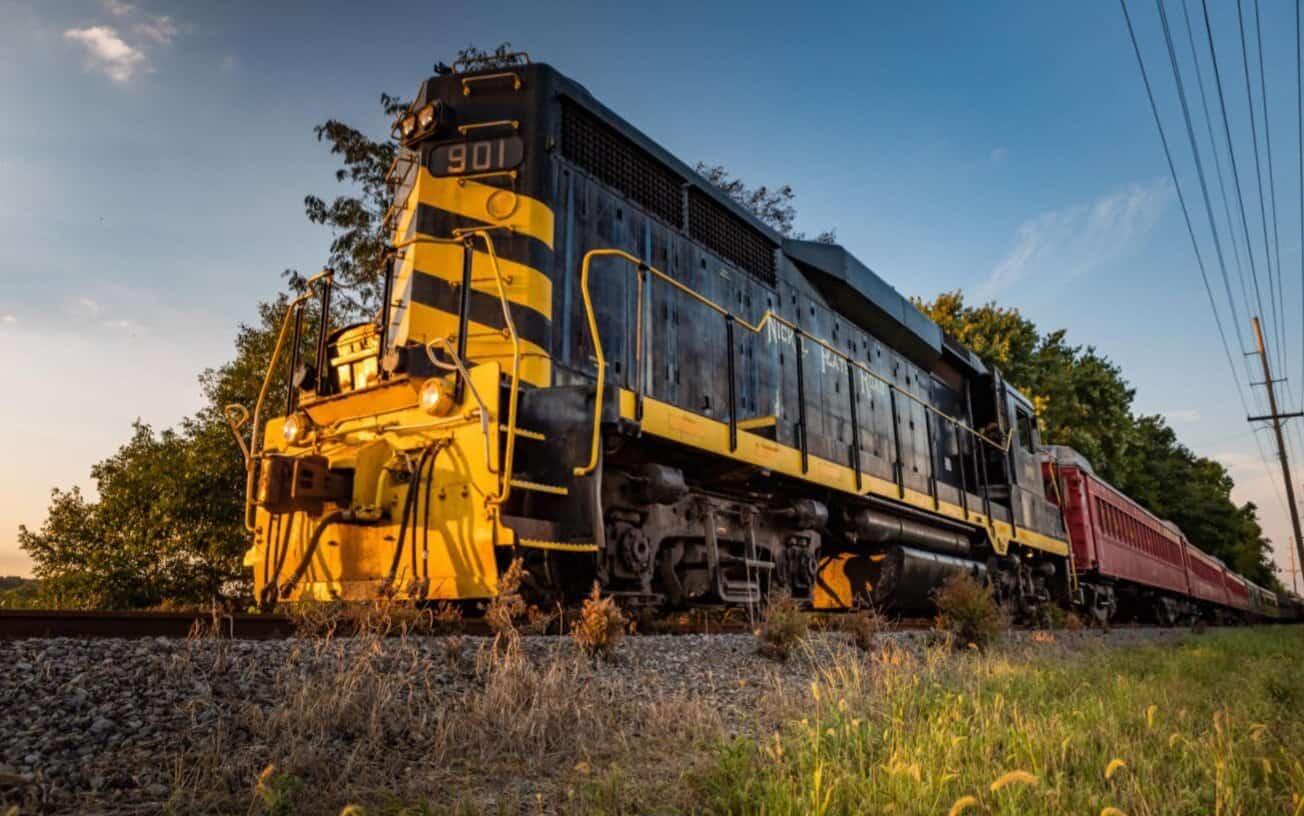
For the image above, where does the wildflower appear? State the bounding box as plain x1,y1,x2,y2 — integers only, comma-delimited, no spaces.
947,795,978,816
1100,808,1128,816
1168,732,1183,748
1261,758,1273,777
338,807,364,816
1250,723,1268,742
1105,759,1127,780
811,681,820,702
989,770,1038,791
1146,704,1157,730
952,735,965,748
574,761,591,774
838,698,847,712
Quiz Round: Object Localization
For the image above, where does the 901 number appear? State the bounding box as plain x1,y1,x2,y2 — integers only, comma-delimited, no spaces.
430,136,524,176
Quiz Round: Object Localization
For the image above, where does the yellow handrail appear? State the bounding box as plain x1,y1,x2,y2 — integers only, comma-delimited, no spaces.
574,248,1014,478
238,271,329,531
389,231,523,507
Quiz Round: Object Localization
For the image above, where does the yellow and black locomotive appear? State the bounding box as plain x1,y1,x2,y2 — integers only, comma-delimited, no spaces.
234,54,1072,614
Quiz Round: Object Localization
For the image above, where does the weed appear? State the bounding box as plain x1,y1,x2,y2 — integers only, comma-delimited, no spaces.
485,558,527,658
1064,611,1085,631
756,589,809,662
571,582,627,659
841,606,887,652
252,765,303,816
933,571,1007,650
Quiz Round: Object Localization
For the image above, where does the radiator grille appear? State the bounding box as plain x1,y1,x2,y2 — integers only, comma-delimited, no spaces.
687,188,777,286
560,100,683,227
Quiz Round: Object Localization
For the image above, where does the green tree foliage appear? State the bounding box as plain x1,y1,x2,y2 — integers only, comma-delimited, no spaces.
917,291,1280,588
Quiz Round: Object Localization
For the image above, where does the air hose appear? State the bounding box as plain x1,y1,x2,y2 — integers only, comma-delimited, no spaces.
278,509,351,597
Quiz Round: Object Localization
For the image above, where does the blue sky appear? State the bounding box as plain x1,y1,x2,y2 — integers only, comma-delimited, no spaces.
2,0,1302,585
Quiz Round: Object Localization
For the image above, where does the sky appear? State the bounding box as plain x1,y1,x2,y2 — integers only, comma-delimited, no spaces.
2,0,1302,588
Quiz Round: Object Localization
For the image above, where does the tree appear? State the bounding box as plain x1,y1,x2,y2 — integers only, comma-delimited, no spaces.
18,47,512,609
915,290,1280,589
695,162,836,242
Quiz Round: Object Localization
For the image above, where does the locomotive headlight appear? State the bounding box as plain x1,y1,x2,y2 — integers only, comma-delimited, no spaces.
416,103,438,130
419,378,454,416
281,412,312,445
400,114,418,138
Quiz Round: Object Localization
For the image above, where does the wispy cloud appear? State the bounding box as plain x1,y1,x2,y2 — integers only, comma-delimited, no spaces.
979,179,1172,297
134,15,177,46
63,5,185,82
76,296,102,317
64,25,145,82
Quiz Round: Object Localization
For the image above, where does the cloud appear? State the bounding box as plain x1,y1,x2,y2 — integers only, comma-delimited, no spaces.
990,147,1009,163
134,15,177,45
76,296,102,316
102,318,145,335
1,314,16,325
64,25,145,82
980,179,1172,297
64,5,185,83
1164,409,1201,424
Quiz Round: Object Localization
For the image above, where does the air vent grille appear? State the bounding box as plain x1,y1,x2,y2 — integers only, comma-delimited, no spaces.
687,188,777,286
560,99,683,227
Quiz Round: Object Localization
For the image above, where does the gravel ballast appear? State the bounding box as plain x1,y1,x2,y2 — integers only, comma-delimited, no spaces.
0,626,1186,814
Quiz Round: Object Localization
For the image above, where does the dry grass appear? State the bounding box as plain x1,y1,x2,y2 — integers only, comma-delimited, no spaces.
163,631,728,814
283,596,457,639
756,590,810,662
933,571,1008,649
485,557,527,657
571,582,627,659
840,606,888,653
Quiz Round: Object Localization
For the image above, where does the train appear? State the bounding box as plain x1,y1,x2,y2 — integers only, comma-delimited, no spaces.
228,53,1300,624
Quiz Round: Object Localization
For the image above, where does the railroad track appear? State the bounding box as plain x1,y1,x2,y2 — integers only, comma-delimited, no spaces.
0,608,943,640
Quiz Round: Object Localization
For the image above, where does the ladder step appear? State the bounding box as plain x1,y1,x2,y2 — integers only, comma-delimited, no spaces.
499,424,546,441
509,478,569,496
518,538,597,553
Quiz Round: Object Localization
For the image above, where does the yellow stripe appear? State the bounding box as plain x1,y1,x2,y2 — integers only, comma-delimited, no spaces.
409,301,552,387
405,240,552,320
619,390,1069,558
397,169,555,249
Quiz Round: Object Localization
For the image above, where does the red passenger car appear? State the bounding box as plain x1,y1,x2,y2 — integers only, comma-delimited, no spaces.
1222,570,1251,615
1050,457,1191,623
1183,542,1228,607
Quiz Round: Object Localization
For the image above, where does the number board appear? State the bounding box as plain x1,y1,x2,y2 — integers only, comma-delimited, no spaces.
429,136,524,176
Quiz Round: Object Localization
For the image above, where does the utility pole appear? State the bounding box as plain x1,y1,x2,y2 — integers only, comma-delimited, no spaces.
1247,317,1304,594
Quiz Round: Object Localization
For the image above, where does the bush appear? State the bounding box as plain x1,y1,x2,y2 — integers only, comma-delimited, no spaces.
756,590,808,662
572,582,627,659
933,571,1007,650
842,606,887,652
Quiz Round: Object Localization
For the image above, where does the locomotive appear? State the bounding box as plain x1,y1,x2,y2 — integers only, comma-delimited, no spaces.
229,53,1297,624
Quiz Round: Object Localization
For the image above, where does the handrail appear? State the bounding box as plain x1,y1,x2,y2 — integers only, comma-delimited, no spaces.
238,271,330,531
574,248,1014,478
389,229,524,507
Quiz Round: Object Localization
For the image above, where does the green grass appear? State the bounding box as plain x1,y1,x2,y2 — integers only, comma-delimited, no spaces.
691,628,1304,816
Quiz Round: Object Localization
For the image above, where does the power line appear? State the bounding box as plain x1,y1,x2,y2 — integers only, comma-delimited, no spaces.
1252,0,1288,382
1120,0,1253,418
1182,0,1254,344
1235,0,1287,375
1156,0,1246,361
1202,0,1272,339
